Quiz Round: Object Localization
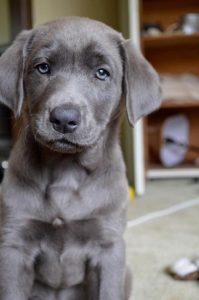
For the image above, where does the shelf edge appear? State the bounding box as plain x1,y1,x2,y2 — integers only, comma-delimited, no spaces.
147,167,199,179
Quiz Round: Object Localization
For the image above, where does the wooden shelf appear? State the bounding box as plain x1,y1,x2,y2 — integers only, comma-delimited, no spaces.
141,0,199,180
147,163,199,179
143,32,199,48
161,98,199,109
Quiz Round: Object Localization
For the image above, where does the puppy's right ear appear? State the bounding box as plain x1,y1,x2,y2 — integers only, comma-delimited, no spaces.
0,30,31,116
122,40,162,126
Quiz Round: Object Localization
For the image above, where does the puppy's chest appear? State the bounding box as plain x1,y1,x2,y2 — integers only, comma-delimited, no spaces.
35,165,111,245
28,217,109,289
27,166,114,289
43,165,86,219
32,219,102,288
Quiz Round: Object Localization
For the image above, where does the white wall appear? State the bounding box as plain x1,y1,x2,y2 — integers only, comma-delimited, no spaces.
32,0,119,29
0,0,11,45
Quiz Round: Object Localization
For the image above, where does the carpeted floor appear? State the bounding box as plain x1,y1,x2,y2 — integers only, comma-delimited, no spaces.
126,179,199,300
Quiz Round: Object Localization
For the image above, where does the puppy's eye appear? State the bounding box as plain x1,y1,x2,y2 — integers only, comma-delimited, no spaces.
36,63,50,75
95,68,110,81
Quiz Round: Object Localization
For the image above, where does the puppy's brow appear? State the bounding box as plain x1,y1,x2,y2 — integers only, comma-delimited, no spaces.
83,43,112,66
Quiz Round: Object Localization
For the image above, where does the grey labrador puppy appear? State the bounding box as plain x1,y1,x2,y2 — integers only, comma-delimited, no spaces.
0,17,161,300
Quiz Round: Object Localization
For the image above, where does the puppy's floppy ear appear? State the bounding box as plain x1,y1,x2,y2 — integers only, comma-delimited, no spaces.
122,40,162,126
0,30,31,116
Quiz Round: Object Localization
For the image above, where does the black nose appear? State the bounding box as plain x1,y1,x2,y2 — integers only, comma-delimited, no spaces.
50,106,81,134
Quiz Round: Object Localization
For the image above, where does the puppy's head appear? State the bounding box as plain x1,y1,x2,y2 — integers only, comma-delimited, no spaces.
0,17,161,153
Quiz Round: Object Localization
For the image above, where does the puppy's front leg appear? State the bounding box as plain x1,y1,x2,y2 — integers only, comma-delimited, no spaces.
99,239,126,300
0,246,34,300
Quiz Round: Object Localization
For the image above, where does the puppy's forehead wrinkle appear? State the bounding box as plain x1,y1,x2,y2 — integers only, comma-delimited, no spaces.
30,19,122,62
82,42,115,67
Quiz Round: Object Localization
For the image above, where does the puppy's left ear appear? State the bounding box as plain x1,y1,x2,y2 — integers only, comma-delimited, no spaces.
122,40,162,126
0,30,31,116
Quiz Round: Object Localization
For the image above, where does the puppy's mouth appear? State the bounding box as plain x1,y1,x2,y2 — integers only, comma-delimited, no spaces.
47,133,103,153
50,138,85,152
33,129,84,153
32,122,104,153
56,138,83,147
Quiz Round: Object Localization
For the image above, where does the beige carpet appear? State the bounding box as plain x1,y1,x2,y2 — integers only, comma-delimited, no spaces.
126,179,199,300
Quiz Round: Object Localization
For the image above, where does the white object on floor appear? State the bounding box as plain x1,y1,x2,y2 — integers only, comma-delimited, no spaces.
160,114,189,167
170,257,198,277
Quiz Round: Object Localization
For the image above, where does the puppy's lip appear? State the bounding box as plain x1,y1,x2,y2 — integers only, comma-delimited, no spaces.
52,128,106,149
54,138,84,148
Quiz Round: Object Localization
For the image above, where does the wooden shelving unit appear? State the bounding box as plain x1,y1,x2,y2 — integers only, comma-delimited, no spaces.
141,0,199,179
147,163,199,179
161,99,199,109
143,33,199,48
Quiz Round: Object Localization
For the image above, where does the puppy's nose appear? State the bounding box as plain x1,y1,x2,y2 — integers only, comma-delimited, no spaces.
50,106,81,133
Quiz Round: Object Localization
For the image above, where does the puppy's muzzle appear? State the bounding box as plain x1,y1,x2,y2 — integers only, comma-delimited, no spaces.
50,105,81,134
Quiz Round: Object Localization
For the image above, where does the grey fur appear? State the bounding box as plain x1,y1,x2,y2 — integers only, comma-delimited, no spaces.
0,17,161,300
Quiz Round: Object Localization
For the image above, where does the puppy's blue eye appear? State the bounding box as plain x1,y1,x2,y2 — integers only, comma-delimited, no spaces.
95,68,110,81
36,63,50,74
